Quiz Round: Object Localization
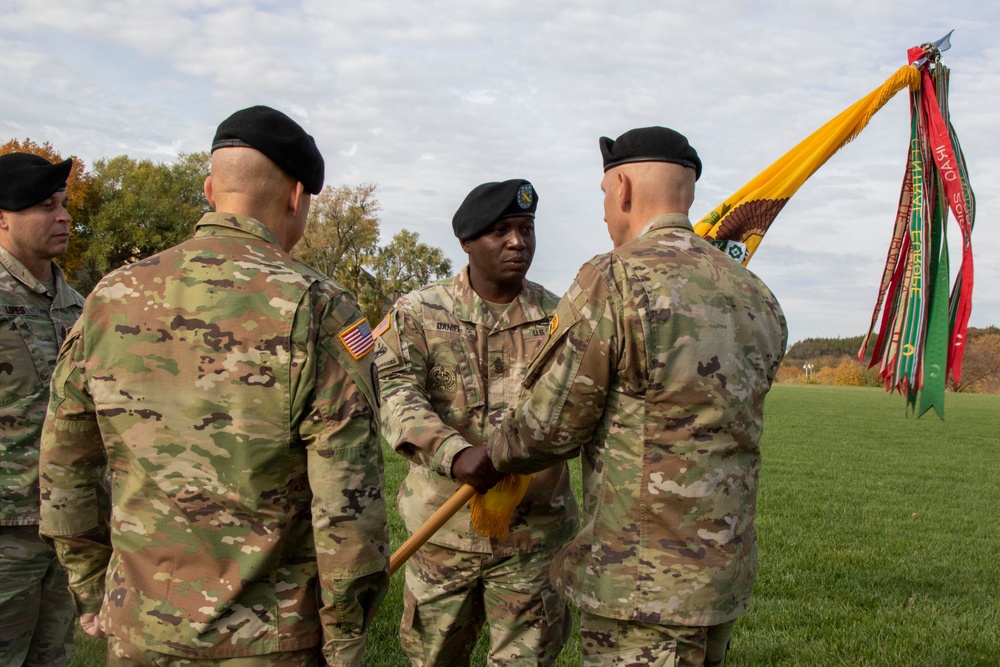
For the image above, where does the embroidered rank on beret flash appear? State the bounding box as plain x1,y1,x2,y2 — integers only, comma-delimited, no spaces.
340,318,375,359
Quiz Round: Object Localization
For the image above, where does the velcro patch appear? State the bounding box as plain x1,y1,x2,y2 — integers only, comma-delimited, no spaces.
372,313,391,339
339,318,375,360
372,338,400,371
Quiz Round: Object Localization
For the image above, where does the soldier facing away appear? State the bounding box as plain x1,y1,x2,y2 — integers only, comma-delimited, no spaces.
0,152,84,667
488,127,788,667
38,105,390,666
374,179,578,666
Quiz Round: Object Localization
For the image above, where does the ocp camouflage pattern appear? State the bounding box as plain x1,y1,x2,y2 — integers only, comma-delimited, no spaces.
39,213,389,664
489,213,787,626
375,267,578,555
0,245,83,525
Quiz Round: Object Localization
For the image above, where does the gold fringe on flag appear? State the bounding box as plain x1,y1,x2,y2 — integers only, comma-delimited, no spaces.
469,473,531,538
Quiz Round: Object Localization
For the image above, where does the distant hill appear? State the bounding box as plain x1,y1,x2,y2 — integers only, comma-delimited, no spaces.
785,335,864,361
786,327,1000,362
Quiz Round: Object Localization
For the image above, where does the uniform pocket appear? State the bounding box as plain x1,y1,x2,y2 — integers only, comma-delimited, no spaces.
0,316,48,406
426,335,484,417
401,584,418,632
582,639,677,667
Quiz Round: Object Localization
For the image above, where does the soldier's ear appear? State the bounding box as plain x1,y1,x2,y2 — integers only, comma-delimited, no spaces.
203,176,216,209
616,172,632,213
288,181,306,216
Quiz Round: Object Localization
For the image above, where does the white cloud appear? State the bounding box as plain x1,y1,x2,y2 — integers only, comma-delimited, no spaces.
1,0,997,346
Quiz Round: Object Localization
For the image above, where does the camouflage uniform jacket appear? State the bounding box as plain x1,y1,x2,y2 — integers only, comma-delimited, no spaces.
489,214,787,626
0,245,83,525
38,213,390,665
376,267,578,555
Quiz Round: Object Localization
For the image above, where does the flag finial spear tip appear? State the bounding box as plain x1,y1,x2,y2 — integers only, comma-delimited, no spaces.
913,30,954,68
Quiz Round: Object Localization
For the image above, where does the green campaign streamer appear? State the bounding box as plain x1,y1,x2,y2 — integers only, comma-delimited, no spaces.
860,38,976,418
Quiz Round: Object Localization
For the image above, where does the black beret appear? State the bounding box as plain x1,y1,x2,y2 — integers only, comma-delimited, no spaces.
599,126,702,180
212,105,325,195
452,179,538,240
0,152,73,211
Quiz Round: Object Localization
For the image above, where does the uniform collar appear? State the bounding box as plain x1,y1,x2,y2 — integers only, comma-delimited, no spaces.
0,244,71,298
452,266,549,331
637,212,693,238
194,211,283,248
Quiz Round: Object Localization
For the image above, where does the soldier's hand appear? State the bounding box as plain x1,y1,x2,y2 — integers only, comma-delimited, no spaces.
80,611,106,638
451,445,504,494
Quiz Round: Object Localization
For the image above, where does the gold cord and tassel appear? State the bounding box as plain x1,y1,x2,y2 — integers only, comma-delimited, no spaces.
469,474,531,538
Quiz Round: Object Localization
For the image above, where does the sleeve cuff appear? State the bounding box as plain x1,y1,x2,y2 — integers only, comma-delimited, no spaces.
431,435,472,479
322,634,367,666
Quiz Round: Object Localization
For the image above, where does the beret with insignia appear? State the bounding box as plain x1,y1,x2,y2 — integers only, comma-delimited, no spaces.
599,126,701,180
0,152,73,212
452,179,538,240
212,105,325,194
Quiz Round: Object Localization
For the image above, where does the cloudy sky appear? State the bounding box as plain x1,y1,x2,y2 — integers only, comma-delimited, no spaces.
2,1,996,346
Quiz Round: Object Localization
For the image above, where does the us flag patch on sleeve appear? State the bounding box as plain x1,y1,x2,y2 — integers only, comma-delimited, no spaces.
372,312,391,339
339,318,375,359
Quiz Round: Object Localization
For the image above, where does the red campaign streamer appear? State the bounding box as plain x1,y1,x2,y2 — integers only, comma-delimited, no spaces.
858,161,912,369
916,68,974,384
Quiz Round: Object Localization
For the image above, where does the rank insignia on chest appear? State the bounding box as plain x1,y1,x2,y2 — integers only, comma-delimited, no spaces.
340,318,375,359
549,314,559,336
491,357,507,375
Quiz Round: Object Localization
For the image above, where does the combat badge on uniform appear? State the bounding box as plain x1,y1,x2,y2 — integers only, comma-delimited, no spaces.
339,318,375,359
428,365,457,391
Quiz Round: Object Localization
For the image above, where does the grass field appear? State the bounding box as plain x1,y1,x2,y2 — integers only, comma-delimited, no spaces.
68,384,999,665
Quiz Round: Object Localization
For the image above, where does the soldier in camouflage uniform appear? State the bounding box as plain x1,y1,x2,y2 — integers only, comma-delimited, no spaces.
0,152,83,667
488,128,788,667
38,106,390,666
375,179,578,666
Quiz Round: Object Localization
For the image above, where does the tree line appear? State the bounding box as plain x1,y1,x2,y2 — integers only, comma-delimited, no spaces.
1,139,452,324
781,327,1000,394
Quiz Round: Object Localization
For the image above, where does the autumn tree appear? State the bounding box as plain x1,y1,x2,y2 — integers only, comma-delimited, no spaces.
366,229,452,323
953,327,1000,394
82,152,210,293
0,138,96,289
294,183,453,324
295,183,380,297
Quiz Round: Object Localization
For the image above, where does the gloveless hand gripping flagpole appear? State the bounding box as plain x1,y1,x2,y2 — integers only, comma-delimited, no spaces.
389,474,530,575
693,31,974,418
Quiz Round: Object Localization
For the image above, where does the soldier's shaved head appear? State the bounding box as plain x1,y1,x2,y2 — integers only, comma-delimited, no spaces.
622,161,696,213
205,146,310,251
601,160,696,248
209,147,296,205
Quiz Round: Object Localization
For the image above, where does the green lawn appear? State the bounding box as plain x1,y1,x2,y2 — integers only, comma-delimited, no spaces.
69,385,1000,665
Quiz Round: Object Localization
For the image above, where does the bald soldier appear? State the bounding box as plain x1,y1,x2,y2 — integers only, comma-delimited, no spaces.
38,106,389,666
0,153,83,666
375,180,578,666
489,127,787,667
